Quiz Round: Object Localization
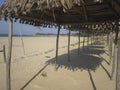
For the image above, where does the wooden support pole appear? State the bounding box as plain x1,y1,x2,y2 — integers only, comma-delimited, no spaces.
3,45,6,63
111,21,119,79
91,33,93,46
106,33,109,46
6,19,13,90
93,33,95,45
115,21,120,90
108,33,110,51
111,45,117,79
87,33,89,48
109,32,113,64
83,33,85,50
78,30,80,54
68,30,71,62
116,43,120,90
19,30,25,55
56,25,60,62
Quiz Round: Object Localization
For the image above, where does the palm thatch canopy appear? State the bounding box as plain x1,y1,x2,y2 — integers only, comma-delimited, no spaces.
1,2,120,90
0,0,120,26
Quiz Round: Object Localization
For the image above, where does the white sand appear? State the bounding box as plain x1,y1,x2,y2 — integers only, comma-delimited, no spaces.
0,36,115,90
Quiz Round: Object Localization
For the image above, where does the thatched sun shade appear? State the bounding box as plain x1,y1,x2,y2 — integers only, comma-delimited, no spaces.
0,0,113,25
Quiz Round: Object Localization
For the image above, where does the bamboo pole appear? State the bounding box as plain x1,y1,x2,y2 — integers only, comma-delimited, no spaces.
68,30,71,62
6,19,13,90
78,30,80,54
19,30,25,55
56,25,60,62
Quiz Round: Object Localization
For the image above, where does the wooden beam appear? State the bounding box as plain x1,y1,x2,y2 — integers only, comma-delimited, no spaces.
57,17,117,25
81,0,88,21
107,2,120,17
6,18,13,90
110,0,120,16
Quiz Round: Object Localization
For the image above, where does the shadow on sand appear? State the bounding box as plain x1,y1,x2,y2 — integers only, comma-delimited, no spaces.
46,47,104,71
45,45,111,90
20,44,111,90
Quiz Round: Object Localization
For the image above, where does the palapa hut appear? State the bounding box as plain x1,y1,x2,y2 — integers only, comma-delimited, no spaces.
0,0,120,90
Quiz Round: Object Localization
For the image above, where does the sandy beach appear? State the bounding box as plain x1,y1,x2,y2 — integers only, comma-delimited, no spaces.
0,36,115,90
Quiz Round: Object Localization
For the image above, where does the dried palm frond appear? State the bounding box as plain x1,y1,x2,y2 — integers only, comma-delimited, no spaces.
0,0,105,23
1,0,103,16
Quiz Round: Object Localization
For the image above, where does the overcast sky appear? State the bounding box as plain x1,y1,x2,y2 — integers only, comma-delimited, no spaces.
0,0,70,35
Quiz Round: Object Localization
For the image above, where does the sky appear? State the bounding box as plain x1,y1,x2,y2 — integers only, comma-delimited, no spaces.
0,19,70,35
0,0,4,6
0,0,70,35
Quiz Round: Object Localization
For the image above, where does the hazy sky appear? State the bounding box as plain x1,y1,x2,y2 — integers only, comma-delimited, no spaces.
0,0,4,6
0,0,69,35
0,19,69,35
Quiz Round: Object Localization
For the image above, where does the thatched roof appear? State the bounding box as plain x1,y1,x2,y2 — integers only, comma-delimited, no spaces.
0,0,120,26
